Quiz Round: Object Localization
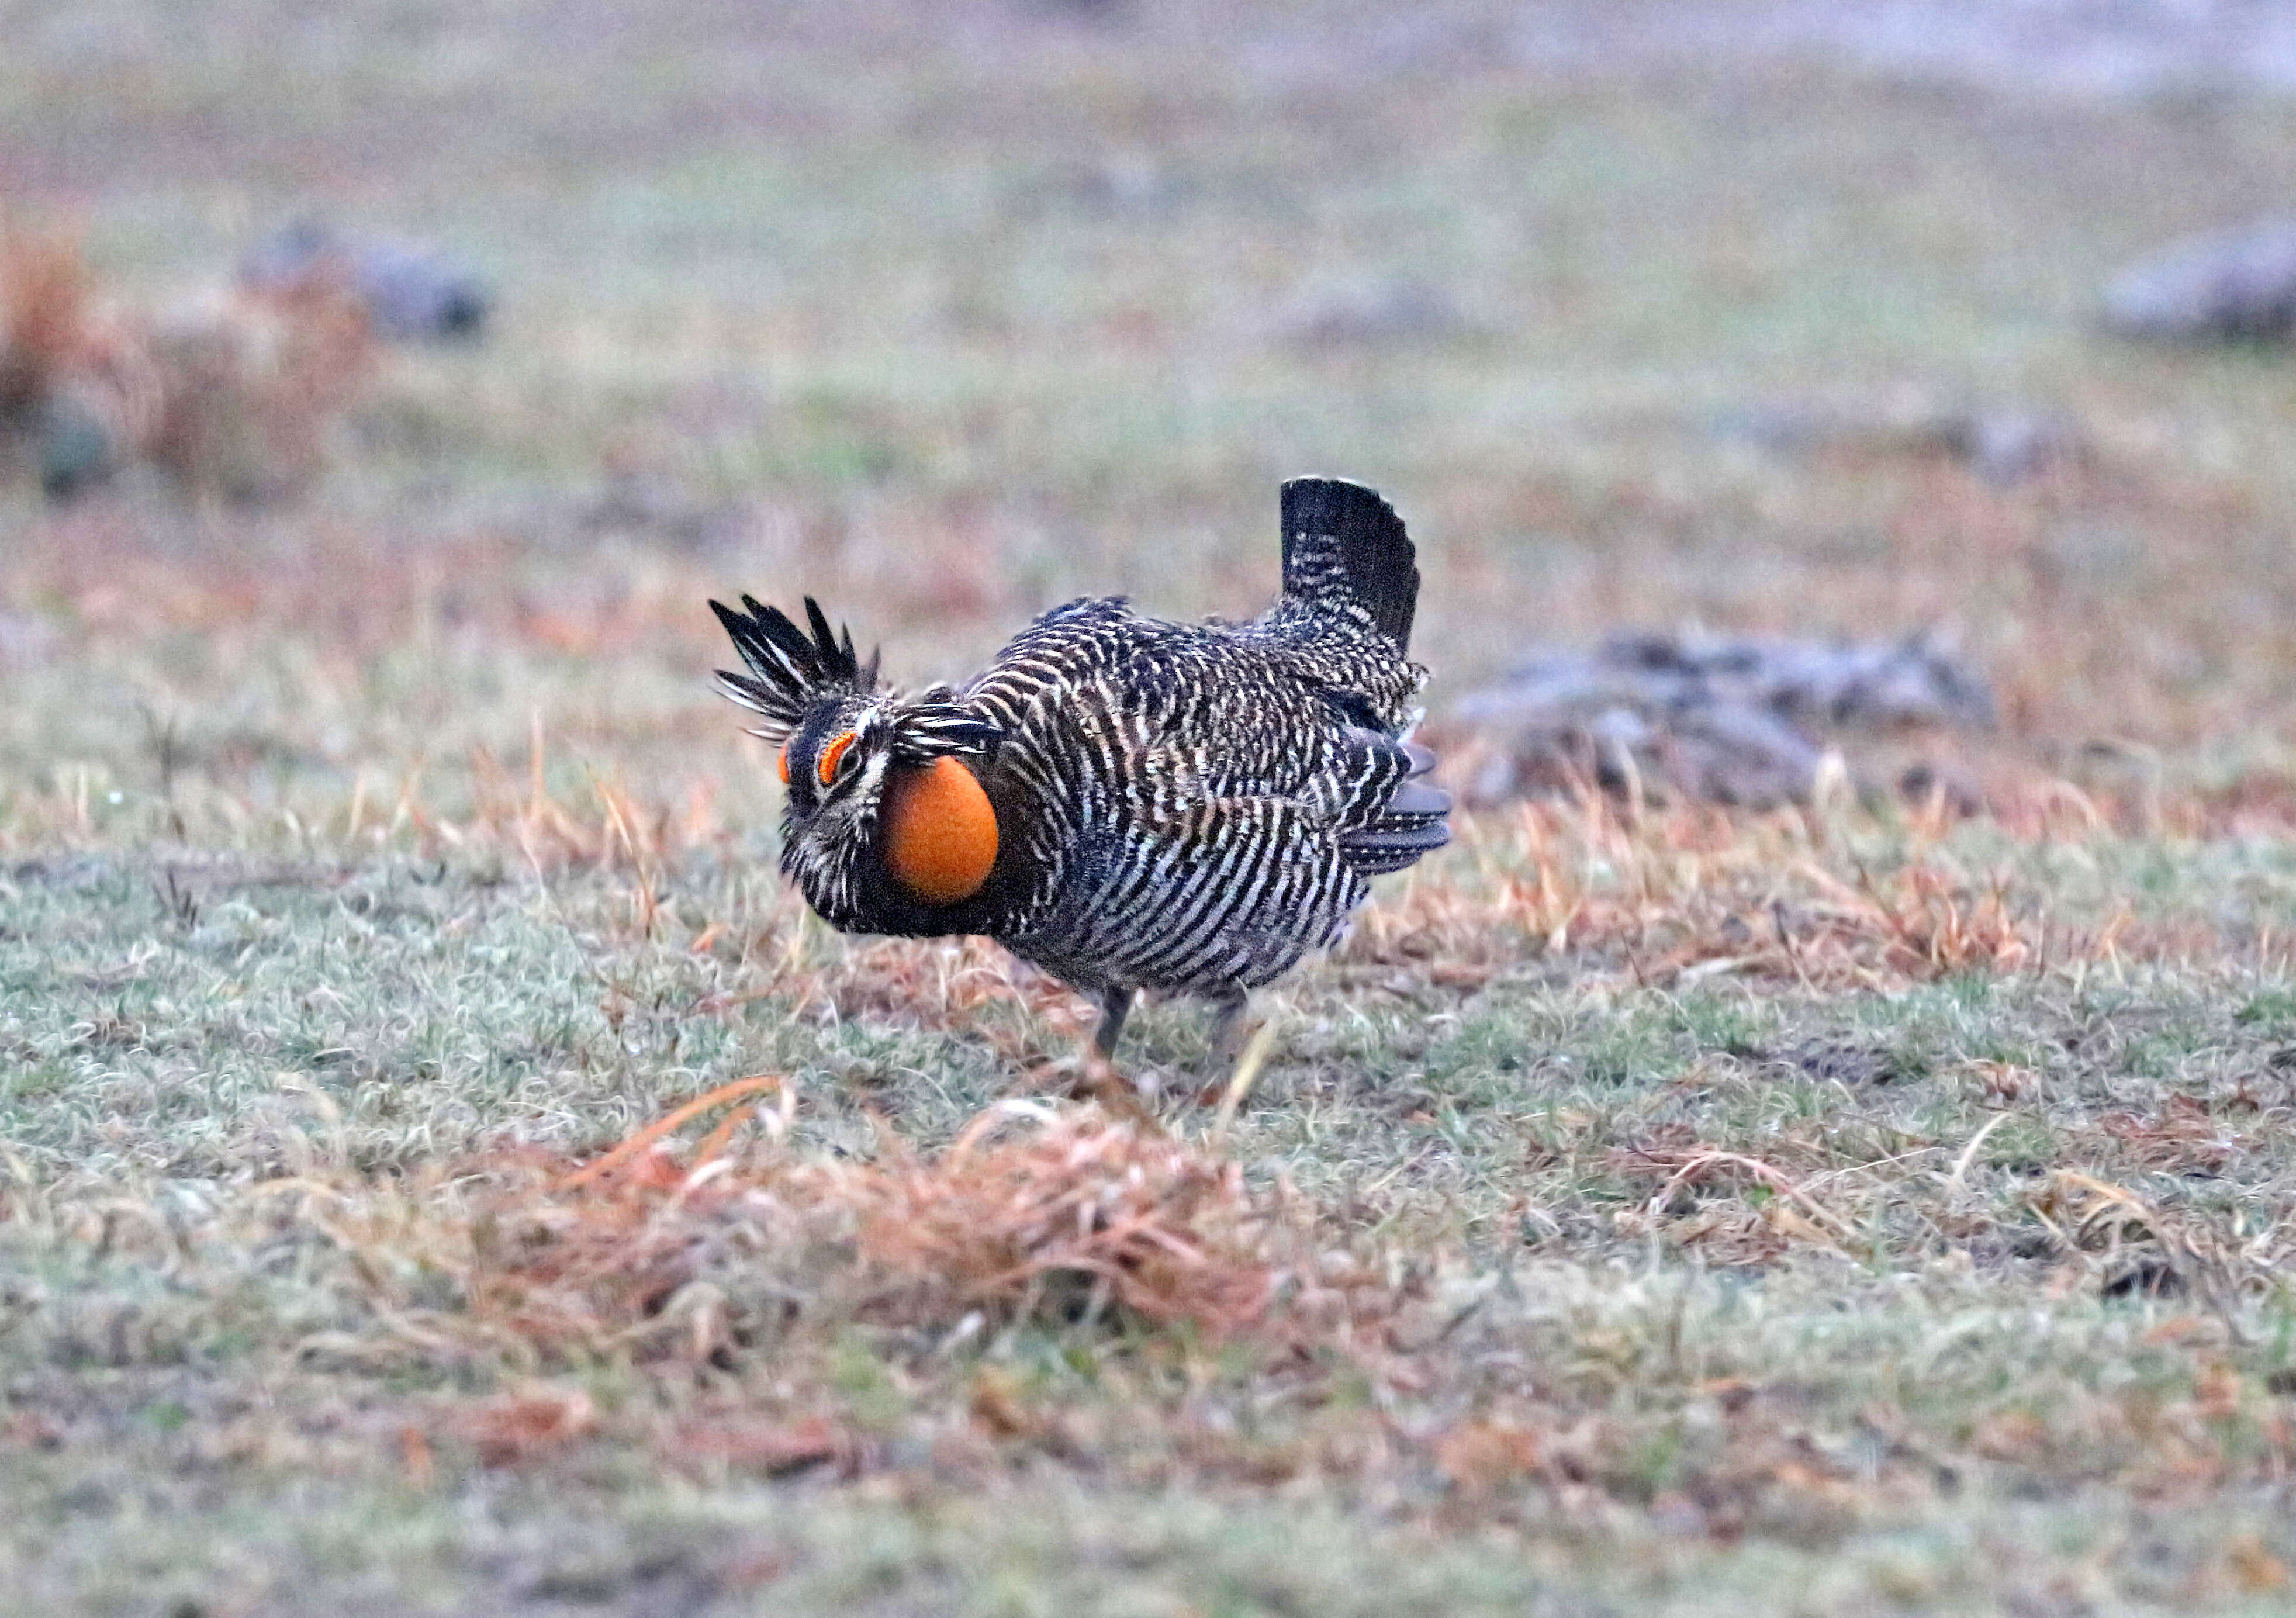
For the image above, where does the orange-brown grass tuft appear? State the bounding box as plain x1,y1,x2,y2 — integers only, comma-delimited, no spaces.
829,1101,1275,1337
451,734,729,877
0,217,92,421
141,278,377,503
320,1085,1315,1375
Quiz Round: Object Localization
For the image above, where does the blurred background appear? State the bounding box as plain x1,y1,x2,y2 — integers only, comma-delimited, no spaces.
9,0,2296,850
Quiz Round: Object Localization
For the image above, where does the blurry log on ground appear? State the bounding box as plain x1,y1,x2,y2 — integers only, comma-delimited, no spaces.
2102,217,2296,343
242,220,492,344
1273,274,1478,348
1446,630,1994,810
1710,396,2083,488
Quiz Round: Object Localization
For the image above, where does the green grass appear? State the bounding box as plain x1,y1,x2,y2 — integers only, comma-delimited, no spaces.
8,824,2296,1614
13,2,2296,1612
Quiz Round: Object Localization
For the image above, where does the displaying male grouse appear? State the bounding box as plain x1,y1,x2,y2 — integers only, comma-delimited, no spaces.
711,477,1450,1063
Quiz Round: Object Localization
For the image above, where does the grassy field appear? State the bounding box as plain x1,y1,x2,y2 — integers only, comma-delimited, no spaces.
12,3,2296,1612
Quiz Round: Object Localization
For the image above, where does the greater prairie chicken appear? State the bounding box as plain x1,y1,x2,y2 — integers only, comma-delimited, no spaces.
711,477,1449,1062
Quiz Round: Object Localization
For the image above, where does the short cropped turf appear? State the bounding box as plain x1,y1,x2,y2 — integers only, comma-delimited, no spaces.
12,4,2296,1614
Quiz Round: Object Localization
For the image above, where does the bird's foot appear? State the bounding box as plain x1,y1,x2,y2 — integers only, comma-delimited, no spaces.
1060,1046,1163,1133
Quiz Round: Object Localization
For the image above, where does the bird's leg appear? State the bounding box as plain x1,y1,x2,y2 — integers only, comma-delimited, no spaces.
1071,987,1158,1129
1205,988,1251,1067
1092,986,1134,1058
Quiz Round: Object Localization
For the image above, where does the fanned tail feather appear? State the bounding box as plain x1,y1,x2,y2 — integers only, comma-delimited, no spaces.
1280,476,1420,654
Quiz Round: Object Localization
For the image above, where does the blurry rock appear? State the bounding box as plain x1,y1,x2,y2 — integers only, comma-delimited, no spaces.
1946,409,2079,486
1275,275,1475,348
2103,219,2296,343
1451,629,1993,810
1018,0,1130,22
33,392,120,499
1023,154,1183,219
243,220,491,344
1714,397,2083,488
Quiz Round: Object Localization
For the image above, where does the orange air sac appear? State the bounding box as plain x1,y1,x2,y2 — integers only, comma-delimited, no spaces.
882,756,999,905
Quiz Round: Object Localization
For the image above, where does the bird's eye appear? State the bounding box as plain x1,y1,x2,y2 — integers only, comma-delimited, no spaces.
776,743,791,785
817,730,857,787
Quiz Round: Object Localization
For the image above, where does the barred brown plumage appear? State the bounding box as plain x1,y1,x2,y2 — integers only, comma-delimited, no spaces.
710,476,1449,1065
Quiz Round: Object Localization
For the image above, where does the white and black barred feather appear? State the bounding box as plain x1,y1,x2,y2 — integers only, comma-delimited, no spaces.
712,476,1450,1025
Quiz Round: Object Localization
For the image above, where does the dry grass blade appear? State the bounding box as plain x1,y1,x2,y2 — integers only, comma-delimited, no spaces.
1943,1112,2014,1205
556,1074,787,1190
1620,1146,1869,1256
1211,1019,1279,1139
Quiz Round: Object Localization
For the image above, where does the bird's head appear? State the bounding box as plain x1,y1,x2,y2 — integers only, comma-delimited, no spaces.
710,595,1004,927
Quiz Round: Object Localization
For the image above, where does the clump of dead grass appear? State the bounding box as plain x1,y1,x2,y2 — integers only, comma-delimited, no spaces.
22,1070,2296,1536
305,1082,1321,1375
0,216,378,503
139,275,376,503
832,1101,1277,1335
751,932,1096,1064
0,217,93,424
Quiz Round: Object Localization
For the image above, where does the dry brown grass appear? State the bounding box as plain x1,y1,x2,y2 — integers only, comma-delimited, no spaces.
1332,793,2251,1002
296,1084,1343,1377
182,1080,2296,1551
0,216,93,423
0,216,377,502
455,739,727,874
140,275,376,503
